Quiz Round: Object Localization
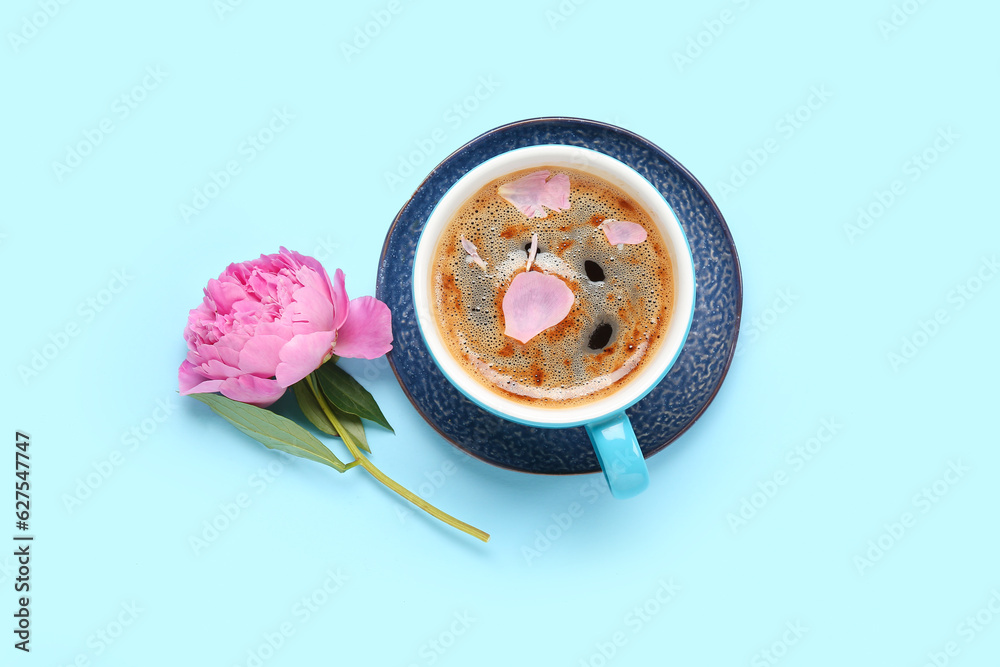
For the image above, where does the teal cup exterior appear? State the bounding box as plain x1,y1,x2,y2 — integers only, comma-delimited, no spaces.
585,413,648,499
412,145,696,498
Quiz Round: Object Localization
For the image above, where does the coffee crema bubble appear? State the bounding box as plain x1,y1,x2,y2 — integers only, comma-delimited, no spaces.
430,166,674,407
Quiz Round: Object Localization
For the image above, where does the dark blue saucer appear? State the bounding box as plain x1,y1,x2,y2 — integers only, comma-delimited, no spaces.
376,117,742,475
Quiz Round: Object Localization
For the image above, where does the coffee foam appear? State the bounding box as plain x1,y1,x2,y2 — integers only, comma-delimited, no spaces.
431,166,674,407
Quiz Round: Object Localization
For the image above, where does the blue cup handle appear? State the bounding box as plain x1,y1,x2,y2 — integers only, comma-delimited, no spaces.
584,412,650,499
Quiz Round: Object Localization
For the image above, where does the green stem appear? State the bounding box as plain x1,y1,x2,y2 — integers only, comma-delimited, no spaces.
306,374,489,543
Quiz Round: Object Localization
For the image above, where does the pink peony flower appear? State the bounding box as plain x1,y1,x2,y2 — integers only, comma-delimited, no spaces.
179,247,392,407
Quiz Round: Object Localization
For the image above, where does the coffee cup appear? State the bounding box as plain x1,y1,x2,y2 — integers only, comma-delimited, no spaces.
412,144,696,498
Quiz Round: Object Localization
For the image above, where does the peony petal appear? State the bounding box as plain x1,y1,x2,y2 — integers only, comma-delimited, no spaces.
273,330,337,387
179,360,224,395
540,173,571,211
502,272,574,344
460,236,487,270
187,341,240,369
525,233,538,271
204,277,247,313
202,358,244,379
288,284,335,334
498,171,571,218
281,247,332,299
292,262,331,304
237,334,287,377
215,342,243,367
214,333,249,358
600,219,647,245
329,269,350,332
219,375,286,407
334,296,394,359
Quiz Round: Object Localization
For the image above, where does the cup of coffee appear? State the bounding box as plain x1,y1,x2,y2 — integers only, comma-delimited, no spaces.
412,145,695,498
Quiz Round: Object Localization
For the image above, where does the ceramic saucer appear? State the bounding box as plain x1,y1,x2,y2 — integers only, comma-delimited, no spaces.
375,117,742,475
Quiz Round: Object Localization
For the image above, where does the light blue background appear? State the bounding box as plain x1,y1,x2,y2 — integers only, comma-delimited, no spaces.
3,1,999,665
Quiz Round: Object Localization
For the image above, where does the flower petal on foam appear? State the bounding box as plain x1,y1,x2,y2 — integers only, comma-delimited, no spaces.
502,272,574,344
334,296,394,359
219,375,286,408
600,219,647,245
541,173,571,211
460,236,487,270
525,233,538,271
274,330,338,387
498,171,571,218
178,360,224,395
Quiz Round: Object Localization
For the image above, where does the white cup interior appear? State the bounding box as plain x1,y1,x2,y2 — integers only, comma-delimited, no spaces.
412,145,695,428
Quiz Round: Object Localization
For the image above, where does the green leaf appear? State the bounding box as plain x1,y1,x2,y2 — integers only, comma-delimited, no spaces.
315,362,394,433
293,380,371,453
327,404,371,453
293,381,338,436
190,393,351,472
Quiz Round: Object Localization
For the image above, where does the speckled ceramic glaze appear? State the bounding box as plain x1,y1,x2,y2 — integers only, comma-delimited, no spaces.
376,118,742,475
